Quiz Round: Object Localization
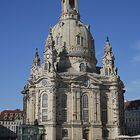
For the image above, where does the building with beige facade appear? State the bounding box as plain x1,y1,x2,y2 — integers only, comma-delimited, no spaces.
21,0,125,140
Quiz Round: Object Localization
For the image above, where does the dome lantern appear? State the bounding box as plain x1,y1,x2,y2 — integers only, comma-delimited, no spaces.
61,0,80,20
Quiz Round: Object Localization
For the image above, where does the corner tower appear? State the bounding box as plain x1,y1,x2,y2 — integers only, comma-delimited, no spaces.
22,1,125,140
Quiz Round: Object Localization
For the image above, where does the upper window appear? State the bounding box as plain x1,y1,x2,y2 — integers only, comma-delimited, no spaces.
82,94,89,122
80,63,86,72
42,94,48,107
83,94,88,108
76,35,81,45
76,35,84,46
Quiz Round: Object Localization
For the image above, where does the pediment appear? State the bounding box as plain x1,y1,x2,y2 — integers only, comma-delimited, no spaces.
34,77,49,83
87,74,102,85
71,73,102,86
27,76,52,88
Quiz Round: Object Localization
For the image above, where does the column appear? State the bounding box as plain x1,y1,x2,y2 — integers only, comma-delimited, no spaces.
77,91,81,121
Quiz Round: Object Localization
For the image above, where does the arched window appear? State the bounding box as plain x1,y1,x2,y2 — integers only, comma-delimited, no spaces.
76,35,80,45
80,63,86,72
42,94,48,122
83,94,88,108
56,36,59,45
42,94,48,107
82,94,89,122
61,94,67,122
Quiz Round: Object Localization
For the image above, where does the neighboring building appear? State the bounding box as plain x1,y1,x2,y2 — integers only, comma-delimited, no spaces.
124,100,140,136
21,0,125,140
0,109,24,140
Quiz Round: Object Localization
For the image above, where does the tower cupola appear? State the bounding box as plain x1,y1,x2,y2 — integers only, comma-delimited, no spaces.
33,48,40,66
100,37,118,76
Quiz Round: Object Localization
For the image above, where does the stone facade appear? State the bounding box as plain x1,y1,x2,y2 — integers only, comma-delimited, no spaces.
22,0,125,140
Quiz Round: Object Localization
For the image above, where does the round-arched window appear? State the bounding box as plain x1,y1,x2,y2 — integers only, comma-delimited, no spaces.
42,94,48,107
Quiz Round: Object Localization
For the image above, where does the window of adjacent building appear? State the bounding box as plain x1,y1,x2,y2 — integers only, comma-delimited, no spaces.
82,94,89,122
42,94,48,122
61,94,67,122
62,129,68,137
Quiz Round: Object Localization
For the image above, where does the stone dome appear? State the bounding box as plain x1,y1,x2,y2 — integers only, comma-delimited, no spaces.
45,0,97,73
52,19,95,57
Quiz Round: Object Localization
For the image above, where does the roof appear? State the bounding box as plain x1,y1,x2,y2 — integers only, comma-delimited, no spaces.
124,99,140,110
0,109,24,121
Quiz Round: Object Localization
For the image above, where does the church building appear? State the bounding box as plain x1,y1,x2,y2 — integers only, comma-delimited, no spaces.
22,0,125,139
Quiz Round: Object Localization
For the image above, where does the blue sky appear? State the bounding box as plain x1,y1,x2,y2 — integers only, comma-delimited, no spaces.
0,0,140,110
